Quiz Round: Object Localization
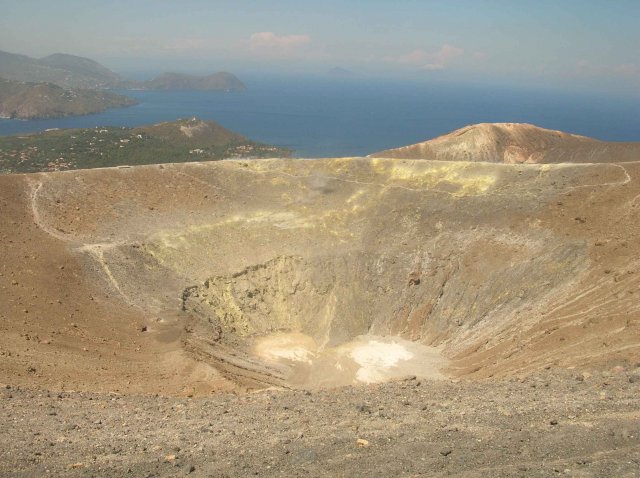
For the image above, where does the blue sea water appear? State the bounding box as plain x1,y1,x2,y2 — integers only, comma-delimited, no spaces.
1,76,639,158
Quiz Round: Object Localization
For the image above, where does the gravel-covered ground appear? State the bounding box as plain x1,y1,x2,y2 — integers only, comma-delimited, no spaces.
2,367,639,477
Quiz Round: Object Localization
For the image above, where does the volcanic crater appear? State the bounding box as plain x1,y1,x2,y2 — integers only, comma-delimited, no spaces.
3,153,638,395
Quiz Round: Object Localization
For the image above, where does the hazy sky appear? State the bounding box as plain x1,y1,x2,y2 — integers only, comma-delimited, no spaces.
1,0,639,94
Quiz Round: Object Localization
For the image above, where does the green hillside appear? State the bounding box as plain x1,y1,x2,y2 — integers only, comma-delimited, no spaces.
0,117,292,173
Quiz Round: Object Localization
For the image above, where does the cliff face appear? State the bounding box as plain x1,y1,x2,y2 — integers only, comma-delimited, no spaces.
0,78,136,119
371,122,640,164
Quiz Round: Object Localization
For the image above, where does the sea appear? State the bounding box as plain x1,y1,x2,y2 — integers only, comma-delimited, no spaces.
1,75,639,158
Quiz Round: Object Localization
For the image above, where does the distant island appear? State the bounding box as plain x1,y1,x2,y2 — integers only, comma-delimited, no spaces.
0,50,126,89
0,49,247,122
0,117,292,173
140,72,246,91
0,49,247,93
0,77,137,120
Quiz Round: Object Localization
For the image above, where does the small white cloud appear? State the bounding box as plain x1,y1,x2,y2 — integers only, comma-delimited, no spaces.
576,59,639,77
432,44,464,64
611,63,639,76
396,49,430,65
248,32,311,57
388,44,463,71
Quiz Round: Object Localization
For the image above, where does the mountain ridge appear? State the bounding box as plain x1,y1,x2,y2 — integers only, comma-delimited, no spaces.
0,49,127,89
0,49,246,92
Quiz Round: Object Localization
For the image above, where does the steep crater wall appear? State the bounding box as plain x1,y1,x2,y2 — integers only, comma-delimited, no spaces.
181,230,586,388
